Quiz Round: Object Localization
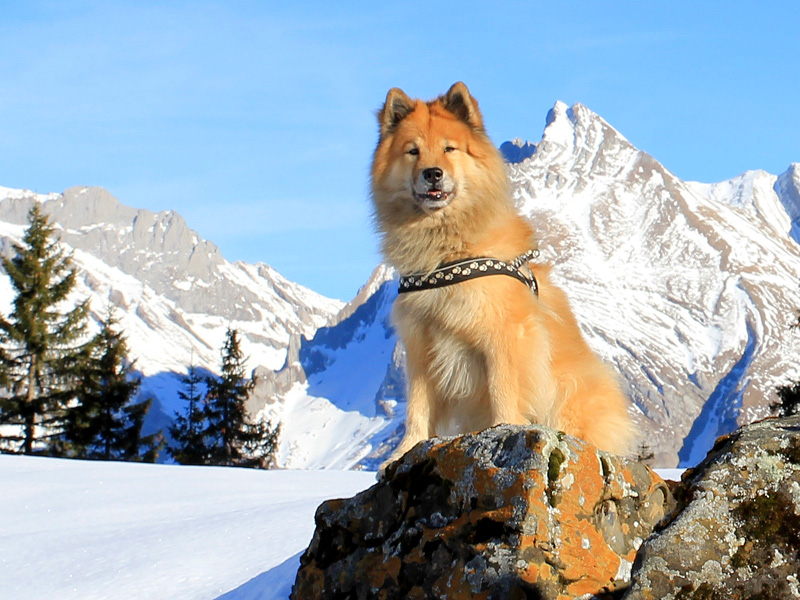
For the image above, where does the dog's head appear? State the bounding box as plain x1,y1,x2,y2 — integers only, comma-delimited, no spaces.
371,82,506,220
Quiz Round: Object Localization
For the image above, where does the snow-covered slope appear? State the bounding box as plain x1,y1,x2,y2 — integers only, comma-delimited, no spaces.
257,265,402,470
260,102,800,469
0,186,343,432
507,102,800,465
0,454,374,600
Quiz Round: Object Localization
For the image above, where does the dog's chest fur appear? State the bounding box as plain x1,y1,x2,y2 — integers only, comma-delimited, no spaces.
394,286,494,434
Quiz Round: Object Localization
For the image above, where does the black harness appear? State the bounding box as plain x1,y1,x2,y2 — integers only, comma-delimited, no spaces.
398,249,540,296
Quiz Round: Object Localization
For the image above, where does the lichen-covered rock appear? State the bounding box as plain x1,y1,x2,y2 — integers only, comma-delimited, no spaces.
623,415,800,600
291,424,672,600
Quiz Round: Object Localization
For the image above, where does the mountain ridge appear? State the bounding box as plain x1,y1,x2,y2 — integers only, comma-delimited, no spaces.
260,100,800,469
506,100,800,464
2,101,798,468
0,185,344,431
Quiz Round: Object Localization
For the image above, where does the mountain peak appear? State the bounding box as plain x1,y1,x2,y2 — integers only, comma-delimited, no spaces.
54,186,136,229
775,163,800,243
506,101,640,189
544,99,570,126
542,100,575,148
542,101,632,153
0,183,343,366
499,138,537,164
501,102,637,174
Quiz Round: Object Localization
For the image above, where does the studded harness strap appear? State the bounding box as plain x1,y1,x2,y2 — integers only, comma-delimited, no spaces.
398,249,540,296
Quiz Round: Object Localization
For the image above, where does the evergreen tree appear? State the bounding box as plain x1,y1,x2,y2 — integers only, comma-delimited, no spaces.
772,381,800,417
239,415,281,469
0,205,91,454
167,361,209,465
120,396,164,463
635,441,655,464
202,328,279,468
58,309,162,461
772,299,800,417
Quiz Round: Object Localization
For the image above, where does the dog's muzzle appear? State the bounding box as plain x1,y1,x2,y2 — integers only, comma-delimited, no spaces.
413,168,454,213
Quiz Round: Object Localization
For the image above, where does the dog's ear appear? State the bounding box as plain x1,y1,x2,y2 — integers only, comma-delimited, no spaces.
442,82,484,130
379,88,415,136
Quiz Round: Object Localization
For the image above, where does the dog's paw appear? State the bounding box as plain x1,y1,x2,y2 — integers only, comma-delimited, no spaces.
377,438,422,479
377,456,397,481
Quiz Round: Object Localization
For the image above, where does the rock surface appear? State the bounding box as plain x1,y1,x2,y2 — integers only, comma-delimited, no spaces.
623,414,800,599
291,424,672,600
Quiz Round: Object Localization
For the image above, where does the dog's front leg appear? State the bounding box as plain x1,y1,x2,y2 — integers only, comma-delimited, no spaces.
482,313,556,427
484,338,530,427
380,335,433,473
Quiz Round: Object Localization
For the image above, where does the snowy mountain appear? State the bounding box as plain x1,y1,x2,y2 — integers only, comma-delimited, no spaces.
0,186,344,434
508,102,800,466
3,103,798,469
260,102,800,469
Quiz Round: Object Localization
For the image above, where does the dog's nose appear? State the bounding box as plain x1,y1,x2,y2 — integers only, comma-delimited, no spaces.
422,168,443,184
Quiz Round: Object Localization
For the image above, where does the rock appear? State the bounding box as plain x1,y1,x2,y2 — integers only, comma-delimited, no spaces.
291,424,672,600
623,415,800,600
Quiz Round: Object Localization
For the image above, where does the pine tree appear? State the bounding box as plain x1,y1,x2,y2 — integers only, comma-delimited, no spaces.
58,309,162,461
772,381,800,417
0,205,91,454
120,396,164,463
202,328,279,468
167,361,209,465
635,441,655,464
239,415,281,469
772,299,800,417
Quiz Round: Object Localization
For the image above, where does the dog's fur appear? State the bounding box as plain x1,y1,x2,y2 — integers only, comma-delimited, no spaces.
371,83,633,466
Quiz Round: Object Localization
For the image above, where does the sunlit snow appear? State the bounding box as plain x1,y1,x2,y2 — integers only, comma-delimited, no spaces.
0,455,375,600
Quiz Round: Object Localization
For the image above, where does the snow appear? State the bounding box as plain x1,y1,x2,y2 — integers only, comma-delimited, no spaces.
0,454,683,600
0,187,59,203
269,384,387,469
677,323,758,467
0,455,375,600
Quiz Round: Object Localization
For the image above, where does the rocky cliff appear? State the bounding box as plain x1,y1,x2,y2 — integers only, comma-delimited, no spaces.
626,414,800,599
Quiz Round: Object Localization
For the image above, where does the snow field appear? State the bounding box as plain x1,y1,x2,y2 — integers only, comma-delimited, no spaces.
0,455,375,600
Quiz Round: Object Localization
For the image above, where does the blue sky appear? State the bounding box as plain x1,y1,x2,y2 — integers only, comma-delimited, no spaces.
2,1,799,300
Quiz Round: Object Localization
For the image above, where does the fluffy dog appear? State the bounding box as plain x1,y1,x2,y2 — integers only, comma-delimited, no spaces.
371,82,633,466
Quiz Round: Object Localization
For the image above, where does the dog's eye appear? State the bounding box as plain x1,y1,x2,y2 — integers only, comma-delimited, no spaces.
407,148,419,156
444,146,456,153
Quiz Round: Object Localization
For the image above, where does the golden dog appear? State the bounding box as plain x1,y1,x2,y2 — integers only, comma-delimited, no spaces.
371,82,633,466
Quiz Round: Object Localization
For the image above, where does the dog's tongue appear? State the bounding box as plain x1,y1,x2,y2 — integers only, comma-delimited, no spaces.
426,191,443,199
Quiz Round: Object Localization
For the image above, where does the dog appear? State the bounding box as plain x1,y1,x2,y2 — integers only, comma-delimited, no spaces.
371,82,634,468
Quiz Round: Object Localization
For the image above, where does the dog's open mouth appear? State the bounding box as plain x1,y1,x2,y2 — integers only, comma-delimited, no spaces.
414,190,451,211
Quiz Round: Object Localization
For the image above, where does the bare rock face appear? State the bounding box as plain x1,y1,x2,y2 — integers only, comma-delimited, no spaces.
623,415,800,600
291,425,672,600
